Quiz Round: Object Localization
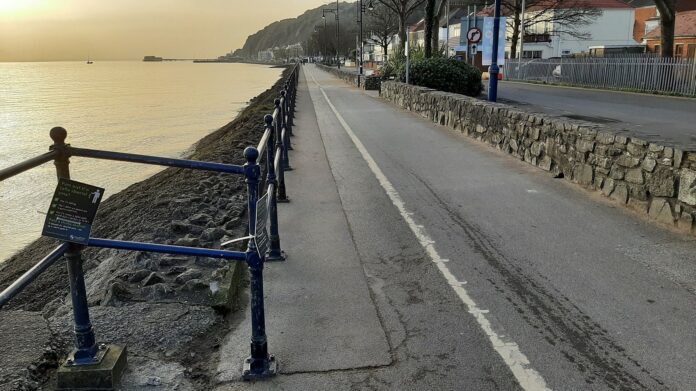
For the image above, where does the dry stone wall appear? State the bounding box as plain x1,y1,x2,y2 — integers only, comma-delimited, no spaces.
316,64,381,91
381,81,696,234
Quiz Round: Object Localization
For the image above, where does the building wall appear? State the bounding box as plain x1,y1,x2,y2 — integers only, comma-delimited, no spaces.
646,37,696,57
634,6,658,42
514,9,637,58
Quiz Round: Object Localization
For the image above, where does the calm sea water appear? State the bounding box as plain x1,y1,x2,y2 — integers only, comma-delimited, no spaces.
0,61,281,262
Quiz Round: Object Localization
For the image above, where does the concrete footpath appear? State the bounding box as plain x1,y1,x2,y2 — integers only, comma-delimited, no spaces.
215,65,696,390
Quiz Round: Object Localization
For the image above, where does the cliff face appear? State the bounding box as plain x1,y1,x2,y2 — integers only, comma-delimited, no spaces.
236,2,358,57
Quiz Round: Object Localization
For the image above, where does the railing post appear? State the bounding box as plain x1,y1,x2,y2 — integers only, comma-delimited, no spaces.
264,115,285,262
275,99,289,203
242,147,277,380
50,127,126,389
280,90,292,171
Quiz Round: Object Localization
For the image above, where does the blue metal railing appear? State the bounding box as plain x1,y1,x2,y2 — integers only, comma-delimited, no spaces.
0,63,300,382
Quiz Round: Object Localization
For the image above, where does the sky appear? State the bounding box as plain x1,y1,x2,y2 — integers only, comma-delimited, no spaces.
0,0,330,62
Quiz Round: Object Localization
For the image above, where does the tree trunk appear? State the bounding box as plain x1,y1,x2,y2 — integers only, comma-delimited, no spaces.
424,0,436,57
398,14,407,52
659,12,675,57
510,7,521,59
432,23,440,55
382,43,389,62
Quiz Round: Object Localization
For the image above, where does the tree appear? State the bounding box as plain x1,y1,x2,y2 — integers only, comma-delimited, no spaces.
424,0,437,57
365,3,400,62
503,0,602,59
653,0,677,57
376,0,427,51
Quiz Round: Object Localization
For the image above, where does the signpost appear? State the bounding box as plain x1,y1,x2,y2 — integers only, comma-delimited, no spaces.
42,178,104,245
482,17,506,66
254,192,270,258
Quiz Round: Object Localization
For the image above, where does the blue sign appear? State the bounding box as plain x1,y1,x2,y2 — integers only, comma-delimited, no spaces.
482,17,506,66
42,178,104,245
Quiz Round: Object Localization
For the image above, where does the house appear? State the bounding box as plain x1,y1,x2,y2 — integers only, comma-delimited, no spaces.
515,0,638,58
644,10,696,57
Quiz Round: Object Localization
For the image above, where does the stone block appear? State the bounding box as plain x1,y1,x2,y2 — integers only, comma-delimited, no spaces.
626,143,646,157
648,198,675,225
674,149,684,168
538,155,552,171
625,168,644,184
615,154,641,168
678,169,696,206
610,183,629,204
576,139,595,153
56,345,127,390
609,165,625,180
648,143,665,153
596,131,615,145
647,166,676,198
641,157,657,172
574,164,594,186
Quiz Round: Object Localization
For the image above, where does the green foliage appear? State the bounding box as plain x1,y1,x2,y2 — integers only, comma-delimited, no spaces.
381,55,482,97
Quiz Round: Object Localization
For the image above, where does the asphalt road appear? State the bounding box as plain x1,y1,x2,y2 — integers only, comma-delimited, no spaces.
220,66,696,390
496,82,696,149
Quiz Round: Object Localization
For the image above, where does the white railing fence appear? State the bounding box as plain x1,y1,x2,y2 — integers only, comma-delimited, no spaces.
504,57,696,97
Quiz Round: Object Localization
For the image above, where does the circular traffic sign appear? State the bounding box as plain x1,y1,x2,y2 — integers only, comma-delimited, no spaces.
467,27,482,44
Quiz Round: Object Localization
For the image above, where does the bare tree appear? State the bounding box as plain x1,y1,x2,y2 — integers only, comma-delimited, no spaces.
366,3,400,62
376,0,427,51
654,0,677,57
504,0,602,59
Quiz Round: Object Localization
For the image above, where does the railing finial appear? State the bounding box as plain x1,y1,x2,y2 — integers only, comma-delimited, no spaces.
274,98,281,107
244,146,259,164
264,114,273,127
50,126,67,145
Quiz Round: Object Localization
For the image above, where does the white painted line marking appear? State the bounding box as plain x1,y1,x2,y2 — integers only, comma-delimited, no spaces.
307,68,551,391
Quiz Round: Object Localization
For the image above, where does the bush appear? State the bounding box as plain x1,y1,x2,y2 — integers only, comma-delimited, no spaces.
408,57,482,97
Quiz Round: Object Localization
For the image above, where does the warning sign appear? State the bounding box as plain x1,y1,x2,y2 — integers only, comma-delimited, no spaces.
42,178,104,245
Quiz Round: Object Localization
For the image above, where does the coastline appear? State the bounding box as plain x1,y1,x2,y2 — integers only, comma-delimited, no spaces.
0,66,290,390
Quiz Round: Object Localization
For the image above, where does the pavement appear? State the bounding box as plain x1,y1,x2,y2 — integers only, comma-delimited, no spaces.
496,81,696,149
215,65,696,390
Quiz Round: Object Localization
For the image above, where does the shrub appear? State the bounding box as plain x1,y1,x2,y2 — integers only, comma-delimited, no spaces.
408,57,482,97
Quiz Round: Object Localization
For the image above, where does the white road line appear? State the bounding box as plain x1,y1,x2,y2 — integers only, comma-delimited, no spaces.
307,68,551,391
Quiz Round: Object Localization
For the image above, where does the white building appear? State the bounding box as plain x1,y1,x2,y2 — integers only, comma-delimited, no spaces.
506,0,638,58
257,49,274,61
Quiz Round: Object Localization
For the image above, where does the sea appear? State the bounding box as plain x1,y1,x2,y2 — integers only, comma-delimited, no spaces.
0,61,282,263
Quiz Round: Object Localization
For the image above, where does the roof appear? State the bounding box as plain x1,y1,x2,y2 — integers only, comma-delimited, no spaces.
477,0,630,16
644,10,696,39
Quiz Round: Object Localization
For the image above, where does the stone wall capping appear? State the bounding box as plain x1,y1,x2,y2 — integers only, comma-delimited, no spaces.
380,80,696,237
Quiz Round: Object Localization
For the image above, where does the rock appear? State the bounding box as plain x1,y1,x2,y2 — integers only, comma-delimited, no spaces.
625,168,644,184
225,217,242,230
102,281,133,306
158,256,189,267
170,220,191,234
648,143,664,153
609,165,625,180
174,237,200,247
602,178,615,196
202,227,226,242
626,142,645,156
641,157,657,172
538,155,552,171
182,279,209,292
674,149,684,168
175,270,203,285
610,184,629,204
142,272,165,287
166,266,188,276
596,131,615,145
188,213,212,225
615,154,641,168
128,269,152,283
574,164,593,186
647,166,676,198
141,283,174,301
576,139,595,153
648,198,675,225
678,169,696,206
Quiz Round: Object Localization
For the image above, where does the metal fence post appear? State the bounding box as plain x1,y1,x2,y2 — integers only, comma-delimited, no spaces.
263,115,285,262
280,91,292,171
242,147,277,380
281,88,294,150
275,99,289,203
50,127,127,389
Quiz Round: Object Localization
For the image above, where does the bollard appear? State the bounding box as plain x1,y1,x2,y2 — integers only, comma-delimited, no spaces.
50,127,127,390
242,147,277,380
263,115,285,262
279,91,292,171
274,100,289,203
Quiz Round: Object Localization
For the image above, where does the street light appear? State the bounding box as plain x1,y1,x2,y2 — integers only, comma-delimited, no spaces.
356,0,374,87
322,1,340,69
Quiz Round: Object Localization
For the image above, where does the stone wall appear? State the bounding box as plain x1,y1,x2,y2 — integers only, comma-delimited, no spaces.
316,64,381,91
381,81,696,234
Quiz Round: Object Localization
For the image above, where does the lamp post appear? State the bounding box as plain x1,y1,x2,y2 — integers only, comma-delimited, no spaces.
322,1,340,69
356,0,374,87
488,0,502,102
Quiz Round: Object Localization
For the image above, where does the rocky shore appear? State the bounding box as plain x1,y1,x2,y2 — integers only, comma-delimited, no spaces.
0,66,290,391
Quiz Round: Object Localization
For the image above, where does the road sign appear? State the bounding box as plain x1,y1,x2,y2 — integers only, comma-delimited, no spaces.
42,178,104,245
254,193,270,258
482,17,506,66
467,27,482,44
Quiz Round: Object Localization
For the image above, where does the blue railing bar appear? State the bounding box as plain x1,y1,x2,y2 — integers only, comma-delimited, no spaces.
0,243,69,309
69,147,245,175
257,127,271,159
87,238,247,261
0,150,58,182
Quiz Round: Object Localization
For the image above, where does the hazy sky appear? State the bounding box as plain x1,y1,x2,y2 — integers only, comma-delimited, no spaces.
0,0,330,62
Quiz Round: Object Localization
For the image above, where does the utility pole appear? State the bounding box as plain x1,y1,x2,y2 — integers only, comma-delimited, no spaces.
445,0,450,57
488,0,501,102
519,0,526,59
405,25,410,84
337,0,341,69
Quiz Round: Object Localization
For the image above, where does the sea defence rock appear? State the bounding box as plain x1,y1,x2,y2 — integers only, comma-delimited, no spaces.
380,81,696,234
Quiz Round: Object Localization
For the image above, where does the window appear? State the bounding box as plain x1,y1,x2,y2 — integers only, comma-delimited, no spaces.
675,44,684,57
654,45,660,53
562,50,571,55
523,50,542,59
